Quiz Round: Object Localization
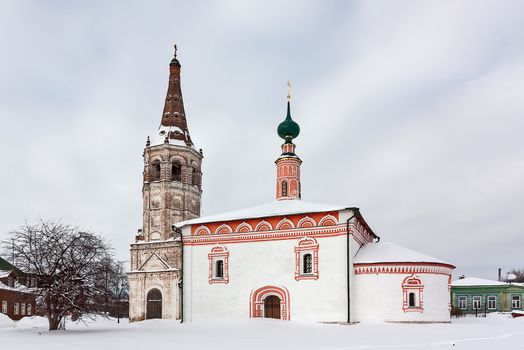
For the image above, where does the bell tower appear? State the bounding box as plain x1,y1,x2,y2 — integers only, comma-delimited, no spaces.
128,47,203,321
276,82,302,200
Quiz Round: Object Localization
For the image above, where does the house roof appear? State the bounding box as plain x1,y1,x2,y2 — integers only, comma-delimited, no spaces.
451,277,510,287
353,241,454,267
175,200,348,227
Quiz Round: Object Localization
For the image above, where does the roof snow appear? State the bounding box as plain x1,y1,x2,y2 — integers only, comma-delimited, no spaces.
150,125,195,148
451,277,511,287
354,241,452,266
175,200,347,227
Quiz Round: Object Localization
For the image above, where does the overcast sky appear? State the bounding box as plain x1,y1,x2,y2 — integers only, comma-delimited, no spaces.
1,1,523,279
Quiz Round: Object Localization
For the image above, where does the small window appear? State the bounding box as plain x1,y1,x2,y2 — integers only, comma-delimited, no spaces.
27,304,32,316
31,277,37,288
215,260,224,278
192,168,199,186
1,301,6,314
487,296,497,310
282,181,288,197
171,162,181,181
458,296,467,309
512,295,522,309
152,160,161,181
21,303,25,315
472,296,482,309
408,292,416,307
14,303,19,315
303,254,313,274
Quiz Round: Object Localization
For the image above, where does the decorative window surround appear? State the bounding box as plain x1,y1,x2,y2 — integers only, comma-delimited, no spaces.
487,295,497,310
458,296,467,310
294,237,319,281
512,294,522,309
402,275,424,312
208,245,229,284
472,296,482,310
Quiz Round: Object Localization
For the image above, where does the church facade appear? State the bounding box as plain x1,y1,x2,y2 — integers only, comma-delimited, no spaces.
128,51,455,323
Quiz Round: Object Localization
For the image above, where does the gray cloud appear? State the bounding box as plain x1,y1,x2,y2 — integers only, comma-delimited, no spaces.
1,0,522,279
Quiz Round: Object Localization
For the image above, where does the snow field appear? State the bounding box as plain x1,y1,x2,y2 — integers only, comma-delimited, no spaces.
1,314,523,350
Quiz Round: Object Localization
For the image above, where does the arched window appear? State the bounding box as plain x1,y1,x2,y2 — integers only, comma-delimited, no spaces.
282,181,288,197
171,162,181,181
215,260,224,278
409,292,416,307
192,168,199,187
303,253,313,274
152,160,161,181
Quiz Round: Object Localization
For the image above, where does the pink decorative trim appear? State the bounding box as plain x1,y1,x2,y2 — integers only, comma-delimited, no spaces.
297,216,316,228
255,220,272,231
354,262,455,276
318,215,337,226
184,224,369,246
294,237,319,281
236,222,252,233
249,285,290,320
195,225,211,236
215,224,233,234
276,218,295,230
402,275,424,312
208,245,229,284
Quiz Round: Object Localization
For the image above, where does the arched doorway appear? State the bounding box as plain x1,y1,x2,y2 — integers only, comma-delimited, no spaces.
250,285,290,320
264,295,281,319
146,288,162,319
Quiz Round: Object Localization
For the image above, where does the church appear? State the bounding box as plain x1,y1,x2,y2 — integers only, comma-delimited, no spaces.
128,50,455,323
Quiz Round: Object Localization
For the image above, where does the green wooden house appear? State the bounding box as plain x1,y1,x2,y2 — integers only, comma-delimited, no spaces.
451,277,524,314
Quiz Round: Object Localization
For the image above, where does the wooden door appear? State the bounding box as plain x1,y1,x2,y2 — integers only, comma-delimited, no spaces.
146,288,162,319
264,295,281,319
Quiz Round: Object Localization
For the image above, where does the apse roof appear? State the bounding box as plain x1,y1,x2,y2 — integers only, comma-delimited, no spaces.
175,200,347,227
354,241,453,266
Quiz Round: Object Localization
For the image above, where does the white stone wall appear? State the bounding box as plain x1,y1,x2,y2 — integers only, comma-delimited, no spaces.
183,233,355,322
128,271,181,321
353,272,451,322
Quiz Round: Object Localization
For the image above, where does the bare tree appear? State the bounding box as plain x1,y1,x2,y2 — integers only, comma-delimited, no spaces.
504,269,524,283
2,220,119,330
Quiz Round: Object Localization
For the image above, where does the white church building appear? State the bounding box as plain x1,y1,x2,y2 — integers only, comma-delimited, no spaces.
128,51,455,324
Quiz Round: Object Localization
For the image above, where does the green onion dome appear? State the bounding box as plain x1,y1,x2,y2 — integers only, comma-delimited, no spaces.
277,102,300,141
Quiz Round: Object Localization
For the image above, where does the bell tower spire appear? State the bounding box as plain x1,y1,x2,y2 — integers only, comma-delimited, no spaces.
275,82,302,200
153,44,193,146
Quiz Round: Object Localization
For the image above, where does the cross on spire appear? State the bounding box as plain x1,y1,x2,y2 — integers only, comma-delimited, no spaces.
174,44,178,58
287,81,291,102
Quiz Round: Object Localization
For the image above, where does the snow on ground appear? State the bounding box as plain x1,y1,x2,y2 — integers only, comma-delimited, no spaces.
1,314,524,350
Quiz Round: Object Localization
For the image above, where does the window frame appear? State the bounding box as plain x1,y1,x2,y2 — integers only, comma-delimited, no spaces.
457,295,467,310
27,303,32,316
294,237,319,281
1,301,6,314
14,302,19,315
402,275,424,312
208,245,229,284
511,294,522,309
472,295,482,310
21,303,25,315
282,180,288,197
487,295,497,310
302,253,313,274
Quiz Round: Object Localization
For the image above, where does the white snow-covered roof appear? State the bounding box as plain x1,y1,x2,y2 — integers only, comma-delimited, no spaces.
150,125,196,149
0,270,11,278
451,277,510,287
354,241,453,266
176,200,347,227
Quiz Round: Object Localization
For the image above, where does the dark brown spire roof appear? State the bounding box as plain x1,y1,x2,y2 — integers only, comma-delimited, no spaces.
153,54,193,147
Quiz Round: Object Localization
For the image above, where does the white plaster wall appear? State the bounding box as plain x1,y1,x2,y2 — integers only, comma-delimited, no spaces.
353,272,450,322
128,273,180,321
183,234,355,322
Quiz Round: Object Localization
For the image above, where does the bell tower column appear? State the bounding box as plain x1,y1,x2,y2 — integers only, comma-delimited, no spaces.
275,82,302,201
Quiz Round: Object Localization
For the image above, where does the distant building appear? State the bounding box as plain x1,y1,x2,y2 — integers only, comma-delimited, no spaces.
128,50,455,323
0,257,36,320
451,277,524,314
